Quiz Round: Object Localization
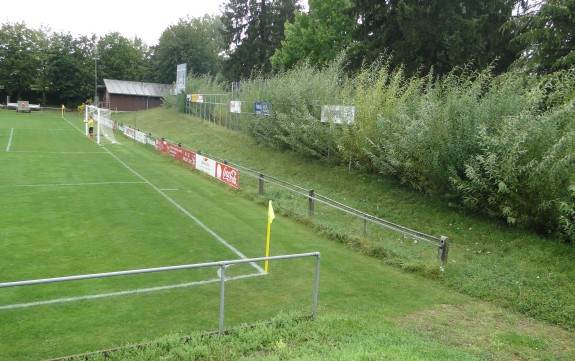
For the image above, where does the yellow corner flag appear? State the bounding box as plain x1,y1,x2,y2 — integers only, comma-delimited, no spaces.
268,200,275,224
61,104,65,118
264,200,275,273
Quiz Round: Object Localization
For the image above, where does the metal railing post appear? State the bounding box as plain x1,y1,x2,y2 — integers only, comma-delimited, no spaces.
312,253,320,320
308,189,315,217
259,173,264,195
219,264,226,334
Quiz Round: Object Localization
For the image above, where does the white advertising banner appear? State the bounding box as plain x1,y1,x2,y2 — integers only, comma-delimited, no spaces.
123,126,135,140
230,101,241,114
321,105,355,124
176,63,187,94
135,130,147,144
195,154,217,177
122,126,146,144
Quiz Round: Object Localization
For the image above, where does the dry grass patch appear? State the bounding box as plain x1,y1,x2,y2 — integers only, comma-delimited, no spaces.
397,302,575,361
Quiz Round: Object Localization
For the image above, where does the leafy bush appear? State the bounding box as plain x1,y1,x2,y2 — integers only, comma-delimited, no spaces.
450,75,575,240
180,61,575,241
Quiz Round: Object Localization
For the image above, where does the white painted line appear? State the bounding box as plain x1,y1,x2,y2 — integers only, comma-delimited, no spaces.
103,147,265,274
62,115,86,135
0,273,264,310
5,128,14,152
10,151,106,154
11,181,146,188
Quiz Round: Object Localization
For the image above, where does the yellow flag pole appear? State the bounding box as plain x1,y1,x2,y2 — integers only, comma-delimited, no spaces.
61,104,65,118
264,200,275,273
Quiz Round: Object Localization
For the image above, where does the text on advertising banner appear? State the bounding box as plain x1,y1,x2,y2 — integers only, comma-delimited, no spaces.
216,162,239,188
321,105,355,124
155,138,168,153
230,101,241,114
254,102,271,116
195,154,217,177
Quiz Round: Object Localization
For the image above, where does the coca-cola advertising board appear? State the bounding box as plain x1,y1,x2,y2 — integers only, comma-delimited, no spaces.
216,162,239,188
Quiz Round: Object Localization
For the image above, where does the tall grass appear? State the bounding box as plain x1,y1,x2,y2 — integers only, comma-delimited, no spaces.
240,57,352,160
165,73,228,112
182,62,575,241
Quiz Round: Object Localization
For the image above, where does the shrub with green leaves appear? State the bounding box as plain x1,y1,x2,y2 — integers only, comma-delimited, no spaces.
178,61,575,241
449,73,575,240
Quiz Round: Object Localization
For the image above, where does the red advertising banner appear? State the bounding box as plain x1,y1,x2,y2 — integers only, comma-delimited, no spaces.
152,139,236,188
159,141,196,168
166,143,184,161
155,138,167,153
182,149,196,167
216,162,239,188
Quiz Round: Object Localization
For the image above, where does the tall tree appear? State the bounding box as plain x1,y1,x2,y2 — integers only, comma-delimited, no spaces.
221,0,300,81
271,0,355,71
509,0,575,74
347,0,390,71
96,32,150,82
34,26,52,105
150,15,224,84
349,0,522,76
45,32,94,105
0,22,45,100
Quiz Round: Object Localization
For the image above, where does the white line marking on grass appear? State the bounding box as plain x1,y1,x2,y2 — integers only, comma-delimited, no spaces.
11,181,146,188
10,151,105,154
62,115,257,268
62,115,86,135
6,128,14,152
103,148,265,274
0,273,264,310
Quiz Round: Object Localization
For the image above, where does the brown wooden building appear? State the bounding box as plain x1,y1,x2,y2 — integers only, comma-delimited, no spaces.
101,79,172,111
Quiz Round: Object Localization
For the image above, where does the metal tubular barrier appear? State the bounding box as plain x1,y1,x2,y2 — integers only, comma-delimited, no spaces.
139,132,448,264
0,252,321,335
227,161,448,262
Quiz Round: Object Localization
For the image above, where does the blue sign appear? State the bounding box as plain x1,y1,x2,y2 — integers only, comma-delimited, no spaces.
254,102,272,116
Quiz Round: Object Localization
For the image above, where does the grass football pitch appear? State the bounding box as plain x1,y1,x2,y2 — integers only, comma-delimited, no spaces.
4,110,573,361
0,110,322,359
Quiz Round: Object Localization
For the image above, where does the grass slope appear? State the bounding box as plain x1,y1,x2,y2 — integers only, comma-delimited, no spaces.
121,107,575,330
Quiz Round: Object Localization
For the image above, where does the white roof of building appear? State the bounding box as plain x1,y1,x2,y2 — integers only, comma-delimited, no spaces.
104,79,171,97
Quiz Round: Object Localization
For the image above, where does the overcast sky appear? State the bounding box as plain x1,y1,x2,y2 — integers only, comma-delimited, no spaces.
2,0,226,45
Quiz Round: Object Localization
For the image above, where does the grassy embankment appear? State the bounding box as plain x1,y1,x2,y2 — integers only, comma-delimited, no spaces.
76,107,575,360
